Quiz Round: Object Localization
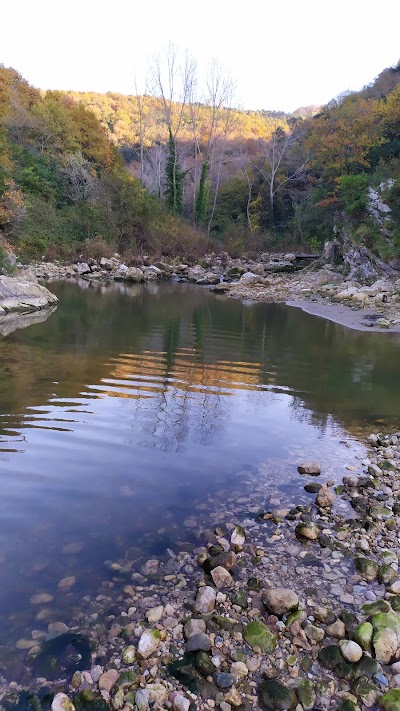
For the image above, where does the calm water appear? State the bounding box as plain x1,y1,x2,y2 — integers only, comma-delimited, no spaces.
0,281,399,646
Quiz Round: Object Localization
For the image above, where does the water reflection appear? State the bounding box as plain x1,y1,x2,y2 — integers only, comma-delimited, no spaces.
0,281,399,645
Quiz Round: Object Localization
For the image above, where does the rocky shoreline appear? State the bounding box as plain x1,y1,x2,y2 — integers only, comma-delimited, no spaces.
17,251,400,334
2,430,400,711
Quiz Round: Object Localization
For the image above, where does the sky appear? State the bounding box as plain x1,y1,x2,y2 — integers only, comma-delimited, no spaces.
1,0,399,113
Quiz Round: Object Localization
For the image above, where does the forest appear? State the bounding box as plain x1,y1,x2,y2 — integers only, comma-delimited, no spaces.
0,52,399,263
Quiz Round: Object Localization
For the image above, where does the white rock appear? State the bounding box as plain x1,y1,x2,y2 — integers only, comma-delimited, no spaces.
51,694,75,711
211,566,233,589
137,629,161,658
194,585,216,613
339,640,363,663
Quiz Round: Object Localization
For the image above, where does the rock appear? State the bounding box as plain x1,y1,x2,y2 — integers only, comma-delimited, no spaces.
51,695,75,711
258,679,297,710
135,689,149,711
137,629,161,659
30,593,54,605
214,672,235,689
354,557,379,582
243,621,276,653
339,640,363,663
172,695,190,711
146,684,168,707
316,485,336,509
184,619,206,639
337,701,359,711
125,267,144,282
211,566,233,589
74,690,109,711
186,633,212,653
224,688,242,707
298,462,321,476
98,669,120,693
379,690,400,711
304,622,325,642
194,650,216,676
379,564,398,585
304,482,322,493
354,622,373,651
230,525,246,547
373,627,398,663
0,276,58,314
362,600,390,615
239,272,261,284
261,587,299,617
326,619,346,639
372,612,400,643
194,586,216,613
230,661,248,680
140,559,159,576
295,521,319,540
121,645,136,664
318,644,343,670
203,551,237,572
146,605,163,623
296,679,316,711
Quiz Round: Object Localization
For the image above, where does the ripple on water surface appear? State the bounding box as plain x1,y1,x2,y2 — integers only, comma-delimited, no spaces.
0,280,399,645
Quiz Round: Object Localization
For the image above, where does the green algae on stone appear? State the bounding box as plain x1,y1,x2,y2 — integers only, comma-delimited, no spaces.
379,690,400,711
74,691,109,711
354,558,378,582
258,679,296,710
362,600,390,616
379,564,398,585
318,645,343,670
354,622,373,651
296,679,316,710
194,651,216,677
371,612,400,641
336,700,359,711
243,620,276,653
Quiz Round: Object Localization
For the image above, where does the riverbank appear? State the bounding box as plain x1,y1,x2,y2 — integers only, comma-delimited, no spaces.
16,253,400,334
1,429,400,711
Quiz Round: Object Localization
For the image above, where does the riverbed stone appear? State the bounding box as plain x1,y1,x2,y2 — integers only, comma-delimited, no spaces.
316,485,336,509
194,650,216,676
243,620,276,653
137,629,161,659
373,627,398,663
261,587,299,617
295,521,319,540
298,462,321,476
214,672,235,689
184,619,206,639
339,640,363,663
230,525,246,547
30,593,54,605
354,622,373,650
379,690,400,711
326,619,346,639
211,566,233,589
258,679,297,710
121,645,136,664
372,612,400,643
186,633,212,653
362,600,390,616
98,669,120,693
355,557,379,581
52,694,75,711
194,586,216,613
296,679,316,710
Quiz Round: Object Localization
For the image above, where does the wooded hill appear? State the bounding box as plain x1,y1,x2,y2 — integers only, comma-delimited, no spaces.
0,60,399,265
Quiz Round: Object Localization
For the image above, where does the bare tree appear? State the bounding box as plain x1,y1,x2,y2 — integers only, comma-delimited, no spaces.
257,126,309,227
148,43,196,212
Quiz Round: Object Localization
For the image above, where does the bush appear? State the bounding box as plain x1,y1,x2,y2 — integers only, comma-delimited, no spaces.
338,174,369,216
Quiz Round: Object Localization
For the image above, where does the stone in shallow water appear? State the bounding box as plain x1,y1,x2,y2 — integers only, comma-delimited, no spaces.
214,672,235,689
243,621,276,653
30,633,91,681
194,651,215,677
211,566,233,589
30,593,54,606
121,645,136,664
261,587,299,617
51,694,75,711
362,599,390,616
298,462,321,476
354,557,379,582
193,586,216,613
137,629,161,659
295,521,319,540
373,627,398,663
98,669,119,693
74,690,109,711
258,679,297,710
186,633,212,653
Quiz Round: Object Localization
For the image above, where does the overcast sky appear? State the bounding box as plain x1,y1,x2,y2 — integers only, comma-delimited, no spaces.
2,0,399,112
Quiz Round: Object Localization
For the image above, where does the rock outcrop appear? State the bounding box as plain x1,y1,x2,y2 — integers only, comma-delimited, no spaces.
0,275,58,314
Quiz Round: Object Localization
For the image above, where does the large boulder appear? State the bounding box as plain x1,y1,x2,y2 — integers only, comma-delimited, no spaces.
0,276,58,314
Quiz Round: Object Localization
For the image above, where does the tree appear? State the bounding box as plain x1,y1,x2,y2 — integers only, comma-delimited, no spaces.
148,43,196,213
257,126,309,227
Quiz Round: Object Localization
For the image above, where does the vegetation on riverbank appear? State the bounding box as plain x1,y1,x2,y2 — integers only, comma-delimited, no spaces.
0,57,399,266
